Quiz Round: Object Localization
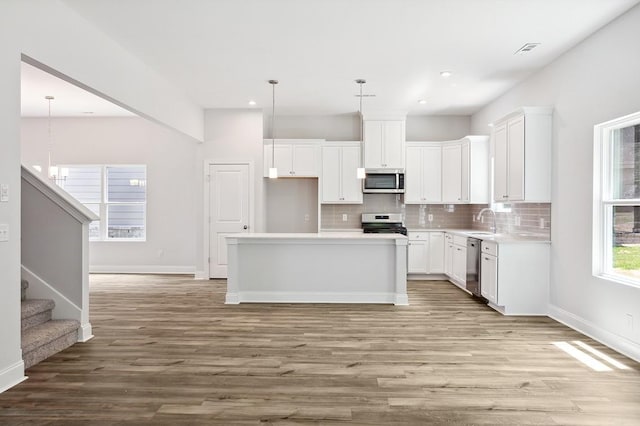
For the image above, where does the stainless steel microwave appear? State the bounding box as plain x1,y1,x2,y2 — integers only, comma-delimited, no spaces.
363,169,405,193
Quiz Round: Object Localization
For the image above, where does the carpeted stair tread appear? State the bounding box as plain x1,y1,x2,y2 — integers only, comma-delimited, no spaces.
21,319,79,354
21,299,55,319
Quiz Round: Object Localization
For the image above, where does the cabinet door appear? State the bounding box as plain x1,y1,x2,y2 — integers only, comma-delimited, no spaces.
383,120,405,168
507,115,525,201
340,146,363,203
442,144,462,203
408,239,428,274
363,120,384,168
428,232,445,273
493,123,508,201
404,146,423,203
460,142,470,202
264,144,292,177
292,145,318,177
452,245,467,284
321,146,342,203
444,234,453,276
423,146,442,202
480,254,498,303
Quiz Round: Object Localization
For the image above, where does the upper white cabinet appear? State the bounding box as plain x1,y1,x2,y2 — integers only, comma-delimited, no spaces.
405,144,442,204
321,142,363,204
406,136,488,204
263,139,322,177
492,107,552,202
362,117,406,169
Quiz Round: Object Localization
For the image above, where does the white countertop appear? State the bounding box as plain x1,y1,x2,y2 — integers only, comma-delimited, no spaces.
228,232,407,240
407,228,551,244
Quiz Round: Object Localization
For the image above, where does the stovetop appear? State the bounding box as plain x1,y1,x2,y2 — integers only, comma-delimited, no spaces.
361,213,407,235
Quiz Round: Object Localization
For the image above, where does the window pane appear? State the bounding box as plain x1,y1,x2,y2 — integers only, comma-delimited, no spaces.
57,166,102,203
611,205,640,280
85,203,101,240
106,166,146,202
107,204,145,239
611,124,640,199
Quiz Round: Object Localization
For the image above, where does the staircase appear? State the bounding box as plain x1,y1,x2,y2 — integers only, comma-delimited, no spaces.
21,279,80,369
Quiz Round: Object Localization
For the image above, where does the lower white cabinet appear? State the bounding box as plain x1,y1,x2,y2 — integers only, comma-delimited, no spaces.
444,233,454,277
408,231,445,274
480,240,549,315
480,243,498,303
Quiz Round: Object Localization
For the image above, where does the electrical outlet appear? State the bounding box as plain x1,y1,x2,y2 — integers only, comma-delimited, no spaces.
0,224,8,242
626,314,634,330
515,216,521,226
0,184,8,202
428,214,433,222
342,214,348,222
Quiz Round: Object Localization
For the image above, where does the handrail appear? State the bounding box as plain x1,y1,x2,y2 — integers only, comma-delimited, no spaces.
20,165,99,223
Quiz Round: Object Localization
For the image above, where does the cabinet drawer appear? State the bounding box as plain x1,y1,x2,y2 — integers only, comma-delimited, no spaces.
453,235,467,246
409,232,429,241
481,241,498,256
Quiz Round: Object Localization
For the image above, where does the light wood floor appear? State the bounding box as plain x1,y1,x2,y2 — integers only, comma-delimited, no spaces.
1,275,639,425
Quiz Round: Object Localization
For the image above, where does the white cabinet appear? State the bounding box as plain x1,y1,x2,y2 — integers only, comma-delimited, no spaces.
492,107,552,202
263,140,321,177
405,144,442,204
445,234,467,288
480,239,549,315
444,233,454,277
428,232,445,273
441,136,489,204
408,231,445,274
321,143,363,204
480,242,498,304
363,119,405,169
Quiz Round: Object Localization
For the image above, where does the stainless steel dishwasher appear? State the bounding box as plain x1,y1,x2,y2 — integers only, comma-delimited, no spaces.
466,238,481,297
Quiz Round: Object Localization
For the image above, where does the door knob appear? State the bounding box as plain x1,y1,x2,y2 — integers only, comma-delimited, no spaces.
243,225,248,230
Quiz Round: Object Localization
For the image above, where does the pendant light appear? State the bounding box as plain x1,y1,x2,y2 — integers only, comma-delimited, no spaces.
268,79,278,179
45,95,68,184
356,79,366,179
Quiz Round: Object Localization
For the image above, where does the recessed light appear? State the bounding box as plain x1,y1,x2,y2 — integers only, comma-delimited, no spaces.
440,70,452,78
488,123,494,127
418,99,427,104
248,100,257,106
82,111,94,114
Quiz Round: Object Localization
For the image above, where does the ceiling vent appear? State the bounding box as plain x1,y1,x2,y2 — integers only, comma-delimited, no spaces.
515,43,540,54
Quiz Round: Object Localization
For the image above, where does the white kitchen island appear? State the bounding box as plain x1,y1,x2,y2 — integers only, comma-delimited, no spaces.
225,232,408,305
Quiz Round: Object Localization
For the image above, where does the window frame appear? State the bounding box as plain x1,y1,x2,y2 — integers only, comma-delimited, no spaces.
58,164,147,242
593,111,640,287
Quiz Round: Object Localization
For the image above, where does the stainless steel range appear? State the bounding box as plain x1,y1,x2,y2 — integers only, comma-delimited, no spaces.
361,213,408,235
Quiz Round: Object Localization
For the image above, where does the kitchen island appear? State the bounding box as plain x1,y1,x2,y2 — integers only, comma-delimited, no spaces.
225,232,408,305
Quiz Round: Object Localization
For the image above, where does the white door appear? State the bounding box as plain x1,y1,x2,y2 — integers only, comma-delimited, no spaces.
292,145,318,177
481,254,498,303
428,232,445,273
408,239,428,274
209,163,250,278
442,144,462,203
404,146,423,203
383,120,405,168
507,115,526,201
493,123,508,201
423,146,442,202
363,120,384,168
321,146,342,203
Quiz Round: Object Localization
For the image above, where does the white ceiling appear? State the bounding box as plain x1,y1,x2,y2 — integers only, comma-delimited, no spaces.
25,0,640,117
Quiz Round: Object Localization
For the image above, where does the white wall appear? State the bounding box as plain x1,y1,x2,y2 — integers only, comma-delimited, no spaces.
265,114,471,141
21,117,198,273
198,109,266,277
471,4,640,360
1,0,204,390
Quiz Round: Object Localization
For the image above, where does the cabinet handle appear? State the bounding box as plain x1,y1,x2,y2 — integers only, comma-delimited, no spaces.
502,195,508,198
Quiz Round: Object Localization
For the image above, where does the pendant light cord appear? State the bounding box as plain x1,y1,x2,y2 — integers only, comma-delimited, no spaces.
269,80,278,168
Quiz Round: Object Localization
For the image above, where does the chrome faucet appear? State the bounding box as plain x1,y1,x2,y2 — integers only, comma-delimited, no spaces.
476,208,497,233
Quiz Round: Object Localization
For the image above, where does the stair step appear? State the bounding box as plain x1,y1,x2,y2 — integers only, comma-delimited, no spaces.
21,279,28,301
21,299,55,330
22,320,79,369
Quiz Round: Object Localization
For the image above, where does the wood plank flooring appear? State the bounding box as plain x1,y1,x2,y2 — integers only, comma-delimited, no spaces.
1,275,639,425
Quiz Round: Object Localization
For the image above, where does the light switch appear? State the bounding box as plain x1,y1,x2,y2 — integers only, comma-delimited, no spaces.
342,214,348,222
0,224,8,242
0,184,8,202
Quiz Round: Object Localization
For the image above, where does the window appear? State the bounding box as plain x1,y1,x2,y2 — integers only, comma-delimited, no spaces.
57,165,147,241
594,112,640,285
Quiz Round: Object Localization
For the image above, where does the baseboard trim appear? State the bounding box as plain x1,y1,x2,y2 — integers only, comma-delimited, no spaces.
194,270,208,280
0,360,26,394
227,291,406,305
78,323,94,342
548,304,640,363
90,265,195,274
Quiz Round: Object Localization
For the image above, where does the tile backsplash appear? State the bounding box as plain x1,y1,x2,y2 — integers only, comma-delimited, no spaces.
321,197,551,237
